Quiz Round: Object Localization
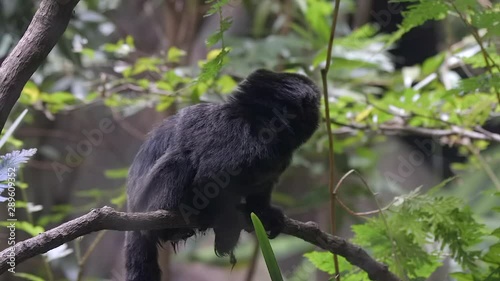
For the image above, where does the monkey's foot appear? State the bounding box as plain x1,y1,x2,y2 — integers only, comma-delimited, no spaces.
244,205,285,239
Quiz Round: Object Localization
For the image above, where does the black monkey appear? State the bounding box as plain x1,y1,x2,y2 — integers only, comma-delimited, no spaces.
126,69,320,281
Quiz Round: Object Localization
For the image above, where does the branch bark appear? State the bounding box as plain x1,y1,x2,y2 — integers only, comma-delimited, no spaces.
0,207,401,281
0,0,80,131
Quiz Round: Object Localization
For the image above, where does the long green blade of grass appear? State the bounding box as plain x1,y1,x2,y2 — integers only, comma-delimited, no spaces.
250,212,284,281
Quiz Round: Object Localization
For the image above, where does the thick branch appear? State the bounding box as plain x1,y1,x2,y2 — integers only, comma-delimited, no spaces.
0,207,401,281
0,0,80,131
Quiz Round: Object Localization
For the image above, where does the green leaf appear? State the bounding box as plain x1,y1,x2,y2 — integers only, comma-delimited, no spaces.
387,1,448,46
125,35,135,48
111,191,127,207
450,272,474,281
156,96,175,112
216,75,237,94
463,51,500,69
459,74,500,93
304,251,371,280
0,221,44,237
421,52,445,76
205,0,230,16
104,168,129,179
85,92,99,102
40,92,76,105
21,81,40,104
15,273,45,281
312,48,327,67
167,47,187,63
197,48,230,83
206,17,233,47
303,0,331,42
136,79,150,89
483,243,500,265
304,251,339,275
427,176,457,195
156,81,173,91
251,213,284,281
471,10,500,37
81,48,95,59
401,1,448,30
76,188,106,199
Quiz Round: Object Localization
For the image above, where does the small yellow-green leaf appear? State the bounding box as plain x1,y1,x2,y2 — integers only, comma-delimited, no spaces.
21,81,40,104
104,168,129,179
216,75,237,94
355,106,373,122
125,35,135,48
156,96,175,112
167,47,187,63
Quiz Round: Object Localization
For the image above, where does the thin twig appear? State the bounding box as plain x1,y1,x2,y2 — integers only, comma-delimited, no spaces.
76,231,108,281
330,121,500,143
321,0,342,280
244,235,260,281
467,145,500,191
333,170,393,217
19,171,54,281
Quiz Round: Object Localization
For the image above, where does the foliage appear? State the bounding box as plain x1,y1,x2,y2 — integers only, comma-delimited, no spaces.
197,0,232,84
306,182,499,280
304,251,369,281
0,149,37,201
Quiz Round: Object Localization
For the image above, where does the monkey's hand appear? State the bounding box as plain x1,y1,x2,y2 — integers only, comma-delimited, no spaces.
243,203,285,239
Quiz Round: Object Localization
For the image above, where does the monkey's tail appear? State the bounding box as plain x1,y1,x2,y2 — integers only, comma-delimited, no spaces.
125,231,161,281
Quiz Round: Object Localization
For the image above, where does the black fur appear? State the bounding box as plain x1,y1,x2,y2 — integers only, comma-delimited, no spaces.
126,69,320,281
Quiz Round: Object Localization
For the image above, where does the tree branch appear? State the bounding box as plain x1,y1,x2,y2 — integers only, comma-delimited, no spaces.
0,206,401,281
332,122,500,143
0,0,80,131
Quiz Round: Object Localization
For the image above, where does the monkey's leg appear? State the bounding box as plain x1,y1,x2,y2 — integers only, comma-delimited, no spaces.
211,194,245,258
125,231,161,281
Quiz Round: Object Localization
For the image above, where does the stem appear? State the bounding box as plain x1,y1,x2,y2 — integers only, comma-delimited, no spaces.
19,175,54,281
76,231,108,281
321,0,341,280
218,4,225,49
244,235,260,281
468,145,500,191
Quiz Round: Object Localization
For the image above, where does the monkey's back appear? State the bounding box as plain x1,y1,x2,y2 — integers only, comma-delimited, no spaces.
127,101,295,213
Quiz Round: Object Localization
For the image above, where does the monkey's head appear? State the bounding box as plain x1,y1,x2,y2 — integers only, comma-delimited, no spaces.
231,69,321,146
236,69,320,108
